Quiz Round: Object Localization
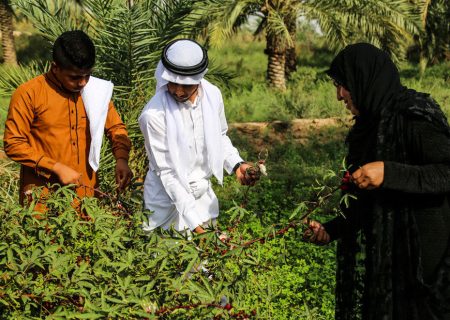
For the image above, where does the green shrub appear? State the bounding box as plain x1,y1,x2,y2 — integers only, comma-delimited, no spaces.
0,143,344,318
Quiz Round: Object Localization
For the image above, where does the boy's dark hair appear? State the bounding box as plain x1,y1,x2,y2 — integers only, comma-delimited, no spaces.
52,30,95,69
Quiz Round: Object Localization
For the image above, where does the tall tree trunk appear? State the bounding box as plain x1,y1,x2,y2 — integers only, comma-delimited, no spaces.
418,0,432,75
285,14,297,77
0,0,17,65
265,32,286,90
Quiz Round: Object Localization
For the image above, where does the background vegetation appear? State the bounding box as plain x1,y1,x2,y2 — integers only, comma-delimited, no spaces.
0,0,448,318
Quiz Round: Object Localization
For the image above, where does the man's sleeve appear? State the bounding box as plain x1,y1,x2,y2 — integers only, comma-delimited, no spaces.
3,86,56,178
104,102,131,161
217,93,243,174
139,108,205,230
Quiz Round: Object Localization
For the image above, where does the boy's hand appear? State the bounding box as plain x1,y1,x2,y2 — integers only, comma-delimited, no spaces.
115,158,133,191
53,162,82,185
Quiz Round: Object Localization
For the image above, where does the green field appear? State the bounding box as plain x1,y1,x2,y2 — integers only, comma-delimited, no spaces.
208,34,450,122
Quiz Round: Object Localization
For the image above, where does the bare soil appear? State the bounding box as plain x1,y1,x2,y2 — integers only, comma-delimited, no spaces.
228,117,351,150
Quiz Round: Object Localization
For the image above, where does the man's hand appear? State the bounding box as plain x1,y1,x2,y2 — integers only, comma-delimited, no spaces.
115,158,133,192
351,161,384,190
303,220,330,245
53,162,82,185
236,163,259,186
194,225,206,234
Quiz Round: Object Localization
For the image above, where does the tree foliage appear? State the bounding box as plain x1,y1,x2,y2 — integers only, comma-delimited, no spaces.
191,0,425,89
416,0,450,72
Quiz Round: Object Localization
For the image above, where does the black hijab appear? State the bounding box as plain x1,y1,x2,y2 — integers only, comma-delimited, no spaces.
327,43,401,169
325,43,450,320
326,43,450,168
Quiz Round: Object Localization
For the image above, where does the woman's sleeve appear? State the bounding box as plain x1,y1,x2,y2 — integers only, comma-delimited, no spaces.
383,119,450,194
323,195,365,241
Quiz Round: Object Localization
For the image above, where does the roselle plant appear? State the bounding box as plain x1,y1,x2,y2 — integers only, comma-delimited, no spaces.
0,162,349,318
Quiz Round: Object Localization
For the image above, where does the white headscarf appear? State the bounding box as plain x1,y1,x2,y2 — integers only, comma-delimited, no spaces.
81,76,113,172
158,39,208,86
154,40,223,189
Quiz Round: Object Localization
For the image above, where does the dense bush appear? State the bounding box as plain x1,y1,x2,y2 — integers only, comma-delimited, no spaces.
0,186,339,318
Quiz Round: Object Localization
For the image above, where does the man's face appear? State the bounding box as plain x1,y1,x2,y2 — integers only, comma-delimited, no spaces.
334,81,359,116
51,62,92,93
167,82,199,103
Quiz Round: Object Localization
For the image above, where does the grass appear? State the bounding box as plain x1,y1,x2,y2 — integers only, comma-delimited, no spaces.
209,32,450,123
0,96,9,139
401,62,450,115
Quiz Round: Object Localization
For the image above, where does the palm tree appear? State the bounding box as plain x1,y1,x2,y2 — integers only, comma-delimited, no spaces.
0,0,17,65
191,0,425,90
416,0,449,72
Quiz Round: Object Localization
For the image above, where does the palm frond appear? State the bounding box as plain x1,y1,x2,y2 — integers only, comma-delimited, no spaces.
190,0,260,47
301,0,423,61
13,0,90,41
0,61,49,97
265,2,296,49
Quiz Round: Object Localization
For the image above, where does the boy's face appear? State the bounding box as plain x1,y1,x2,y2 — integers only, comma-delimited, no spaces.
51,62,92,93
167,82,199,103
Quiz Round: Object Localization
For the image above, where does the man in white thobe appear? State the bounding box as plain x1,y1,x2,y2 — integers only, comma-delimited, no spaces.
139,39,257,234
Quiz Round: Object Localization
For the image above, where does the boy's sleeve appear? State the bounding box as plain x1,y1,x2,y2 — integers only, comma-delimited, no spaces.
4,86,56,178
104,101,132,161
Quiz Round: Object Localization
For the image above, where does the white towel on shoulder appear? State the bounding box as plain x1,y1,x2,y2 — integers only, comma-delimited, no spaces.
81,76,114,172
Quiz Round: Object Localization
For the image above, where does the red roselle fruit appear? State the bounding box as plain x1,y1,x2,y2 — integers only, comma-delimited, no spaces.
340,171,352,190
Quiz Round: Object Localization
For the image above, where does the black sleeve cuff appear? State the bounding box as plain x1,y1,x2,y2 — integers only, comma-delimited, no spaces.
232,161,245,174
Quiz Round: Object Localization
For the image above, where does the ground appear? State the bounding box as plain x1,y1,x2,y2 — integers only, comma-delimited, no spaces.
228,117,351,150
0,117,351,161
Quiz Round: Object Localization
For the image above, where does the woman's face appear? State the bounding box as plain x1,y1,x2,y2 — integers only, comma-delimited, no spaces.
334,81,359,116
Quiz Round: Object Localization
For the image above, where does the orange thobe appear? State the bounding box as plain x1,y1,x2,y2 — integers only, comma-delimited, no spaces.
3,71,131,205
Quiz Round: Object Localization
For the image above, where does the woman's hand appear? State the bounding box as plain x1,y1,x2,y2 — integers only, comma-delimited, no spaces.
303,220,330,245
351,161,384,190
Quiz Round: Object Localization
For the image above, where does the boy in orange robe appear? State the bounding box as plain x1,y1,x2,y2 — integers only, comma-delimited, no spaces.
4,30,132,209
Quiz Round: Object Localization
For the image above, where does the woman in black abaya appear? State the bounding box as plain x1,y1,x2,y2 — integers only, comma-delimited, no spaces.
305,43,450,320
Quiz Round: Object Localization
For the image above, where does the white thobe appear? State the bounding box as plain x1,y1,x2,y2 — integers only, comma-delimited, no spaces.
139,85,243,231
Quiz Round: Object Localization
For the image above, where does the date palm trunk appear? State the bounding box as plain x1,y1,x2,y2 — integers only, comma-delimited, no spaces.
285,14,297,77
0,0,17,65
265,32,286,90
